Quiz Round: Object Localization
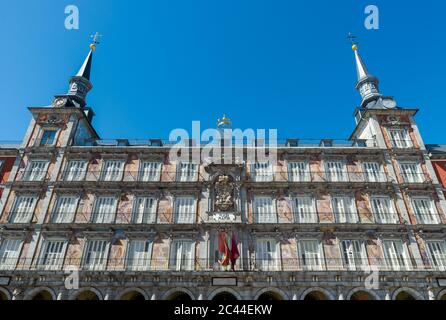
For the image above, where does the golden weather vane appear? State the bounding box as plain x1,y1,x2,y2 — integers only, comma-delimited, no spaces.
89,32,102,51
347,32,358,51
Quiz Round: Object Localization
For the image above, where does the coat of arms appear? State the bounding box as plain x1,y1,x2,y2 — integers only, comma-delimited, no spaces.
214,175,235,212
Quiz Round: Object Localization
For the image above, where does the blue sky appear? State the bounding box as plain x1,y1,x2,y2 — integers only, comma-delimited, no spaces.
0,0,444,143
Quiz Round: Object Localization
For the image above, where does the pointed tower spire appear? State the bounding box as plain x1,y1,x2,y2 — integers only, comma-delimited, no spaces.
53,33,101,109
348,34,381,108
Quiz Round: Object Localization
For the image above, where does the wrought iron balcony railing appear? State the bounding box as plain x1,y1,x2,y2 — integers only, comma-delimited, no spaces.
1,257,445,273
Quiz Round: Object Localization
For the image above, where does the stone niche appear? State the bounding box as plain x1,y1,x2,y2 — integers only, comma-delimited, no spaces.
204,160,243,223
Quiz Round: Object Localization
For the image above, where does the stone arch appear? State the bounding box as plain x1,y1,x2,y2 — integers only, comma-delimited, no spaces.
346,288,380,301
392,287,425,301
24,287,57,300
69,287,103,300
117,288,149,301
254,287,289,301
300,287,335,301
162,288,195,301
437,289,446,301
208,287,243,301
0,287,11,300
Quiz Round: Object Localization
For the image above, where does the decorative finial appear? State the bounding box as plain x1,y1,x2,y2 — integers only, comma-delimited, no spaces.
347,32,358,51
217,114,232,128
89,32,102,51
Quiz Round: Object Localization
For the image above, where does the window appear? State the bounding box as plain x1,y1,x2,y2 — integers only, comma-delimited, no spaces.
331,196,358,223
256,239,279,271
101,160,124,181
133,197,157,224
293,196,317,223
38,240,67,270
0,239,22,270
39,129,57,146
173,196,195,224
411,197,439,225
52,196,78,223
325,161,348,182
24,160,48,181
299,240,324,270
139,162,161,182
177,163,198,182
10,195,37,223
126,240,152,271
363,162,385,182
92,196,117,224
370,196,398,224
400,162,423,183
253,196,276,223
251,162,273,182
82,240,109,270
382,240,411,271
288,161,310,182
64,160,87,181
169,241,193,271
426,241,446,271
340,240,368,270
389,128,412,148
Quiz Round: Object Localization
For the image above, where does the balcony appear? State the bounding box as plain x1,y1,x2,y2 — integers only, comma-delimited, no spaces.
1,257,444,273
58,170,203,183
246,170,392,184
16,170,50,182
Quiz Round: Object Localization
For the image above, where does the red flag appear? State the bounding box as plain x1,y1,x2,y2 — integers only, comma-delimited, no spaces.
218,232,230,266
230,231,240,267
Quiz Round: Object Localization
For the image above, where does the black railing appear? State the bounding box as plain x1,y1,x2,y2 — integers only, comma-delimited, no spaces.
0,257,444,272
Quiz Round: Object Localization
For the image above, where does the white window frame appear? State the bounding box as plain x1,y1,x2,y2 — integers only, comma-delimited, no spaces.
255,238,280,271
81,240,110,271
64,160,87,181
362,162,385,183
126,239,153,271
51,195,79,223
426,241,446,271
173,196,196,224
38,128,59,147
100,160,125,182
370,196,398,224
169,240,194,271
37,238,68,270
132,196,157,224
388,128,413,149
298,239,325,271
251,162,274,182
331,196,358,223
24,160,49,181
325,161,348,182
293,196,317,223
0,238,23,270
10,195,38,224
382,239,412,271
253,196,277,223
340,240,368,271
411,196,439,225
91,196,117,224
399,162,423,183
139,161,162,182
288,161,310,182
176,162,198,182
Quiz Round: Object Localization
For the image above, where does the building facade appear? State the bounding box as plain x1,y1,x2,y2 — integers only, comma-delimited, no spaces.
427,145,446,199
0,42,446,301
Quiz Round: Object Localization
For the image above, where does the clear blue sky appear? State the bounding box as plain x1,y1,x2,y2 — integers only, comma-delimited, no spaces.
0,0,444,143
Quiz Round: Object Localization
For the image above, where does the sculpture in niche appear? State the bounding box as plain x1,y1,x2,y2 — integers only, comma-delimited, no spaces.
214,174,235,212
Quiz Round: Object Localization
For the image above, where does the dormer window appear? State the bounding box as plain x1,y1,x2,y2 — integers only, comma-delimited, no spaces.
388,128,412,149
38,129,57,146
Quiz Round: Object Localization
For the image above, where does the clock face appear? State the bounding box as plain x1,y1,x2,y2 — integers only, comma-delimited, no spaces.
55,98,65,107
